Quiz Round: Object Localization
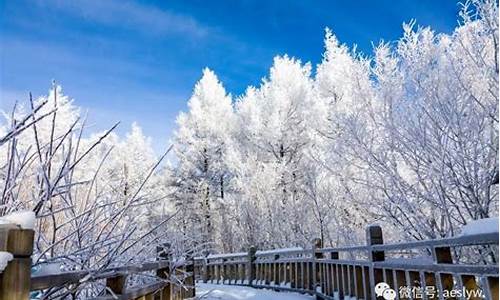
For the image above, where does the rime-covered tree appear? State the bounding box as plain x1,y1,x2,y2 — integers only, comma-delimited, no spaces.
0,85,178,298
173,68,236,251
235,56,320,247
312,28,377,245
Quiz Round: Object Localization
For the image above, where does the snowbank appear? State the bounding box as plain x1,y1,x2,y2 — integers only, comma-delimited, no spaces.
0,210,36,230
0,251,13,273
196,283,313,300
460,217,499,236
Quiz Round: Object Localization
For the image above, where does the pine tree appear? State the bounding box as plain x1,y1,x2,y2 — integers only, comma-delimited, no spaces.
173,68,236,250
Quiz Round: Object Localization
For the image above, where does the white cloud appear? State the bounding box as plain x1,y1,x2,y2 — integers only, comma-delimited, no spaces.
38,0,209,38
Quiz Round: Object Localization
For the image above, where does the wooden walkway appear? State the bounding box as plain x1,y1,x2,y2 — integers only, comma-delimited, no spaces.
0,224,498,299
194,225,499,300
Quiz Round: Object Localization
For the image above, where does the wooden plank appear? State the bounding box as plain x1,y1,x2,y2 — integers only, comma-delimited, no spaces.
461,275,481,300
355,266,364,299
488,276,498,300
0,227,34,300
395,270,407,300
93,281,166,300
0,258,31,300
0,226,35,256
31,270,89,290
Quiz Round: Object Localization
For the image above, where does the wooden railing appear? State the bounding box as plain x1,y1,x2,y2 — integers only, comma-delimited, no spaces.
194,225,499,300
0,224,195,300
1,222,498,300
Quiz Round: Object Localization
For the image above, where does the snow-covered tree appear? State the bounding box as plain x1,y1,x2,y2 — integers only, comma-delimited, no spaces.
235,55,322,247
362,0,499,239
0,84,179,298
173,68,237,251
171,0,498,249
0,1,496,284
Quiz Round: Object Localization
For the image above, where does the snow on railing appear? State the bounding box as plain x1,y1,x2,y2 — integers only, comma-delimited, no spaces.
256,247,304,256
206,252,248,260
460,217,499,236
193,224,499,300
0,210,36,230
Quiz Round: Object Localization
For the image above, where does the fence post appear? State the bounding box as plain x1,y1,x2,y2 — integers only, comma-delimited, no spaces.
156,243,171,300
185,256,196,298
329,251,340,299
273,254,280,287
311,238,323,299
366,225,384,300
202,256,208,283
247,246,256,286
0,224,35,300
222,258,227,284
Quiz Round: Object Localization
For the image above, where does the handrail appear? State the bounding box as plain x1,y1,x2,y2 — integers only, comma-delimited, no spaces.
0,224,196,300
193,227,499,300
205,252,248,260
256,248,306,257
91,282,166,300
371,232,499,251
201,232,499,261
316,232,499,253
30,260,194,291
318,245,369,252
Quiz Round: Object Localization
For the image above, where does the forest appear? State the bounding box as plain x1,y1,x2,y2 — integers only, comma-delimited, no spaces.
0,0,498,297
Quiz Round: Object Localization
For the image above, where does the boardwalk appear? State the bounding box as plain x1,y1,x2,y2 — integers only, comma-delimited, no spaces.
194,225,499,300
0,223,498,299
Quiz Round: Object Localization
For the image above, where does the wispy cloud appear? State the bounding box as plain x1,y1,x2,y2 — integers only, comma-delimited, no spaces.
37,0,209,38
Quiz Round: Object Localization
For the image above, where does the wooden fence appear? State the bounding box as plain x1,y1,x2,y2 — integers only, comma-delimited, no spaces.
194,225,499,300
1,222,498,300
0,224,195,300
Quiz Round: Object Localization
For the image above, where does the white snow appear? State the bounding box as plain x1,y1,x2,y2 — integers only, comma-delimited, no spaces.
0,210,36,230
256,247,303,256
384,257,434,265
196,283,314,300
34,262,62,275
207,252,248,259
460,217,499,236
0,251,14,273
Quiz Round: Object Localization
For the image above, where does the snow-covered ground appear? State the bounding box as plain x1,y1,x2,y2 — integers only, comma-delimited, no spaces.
196,283,314,300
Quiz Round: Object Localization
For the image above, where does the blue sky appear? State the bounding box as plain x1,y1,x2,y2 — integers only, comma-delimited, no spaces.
1,0,460,153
